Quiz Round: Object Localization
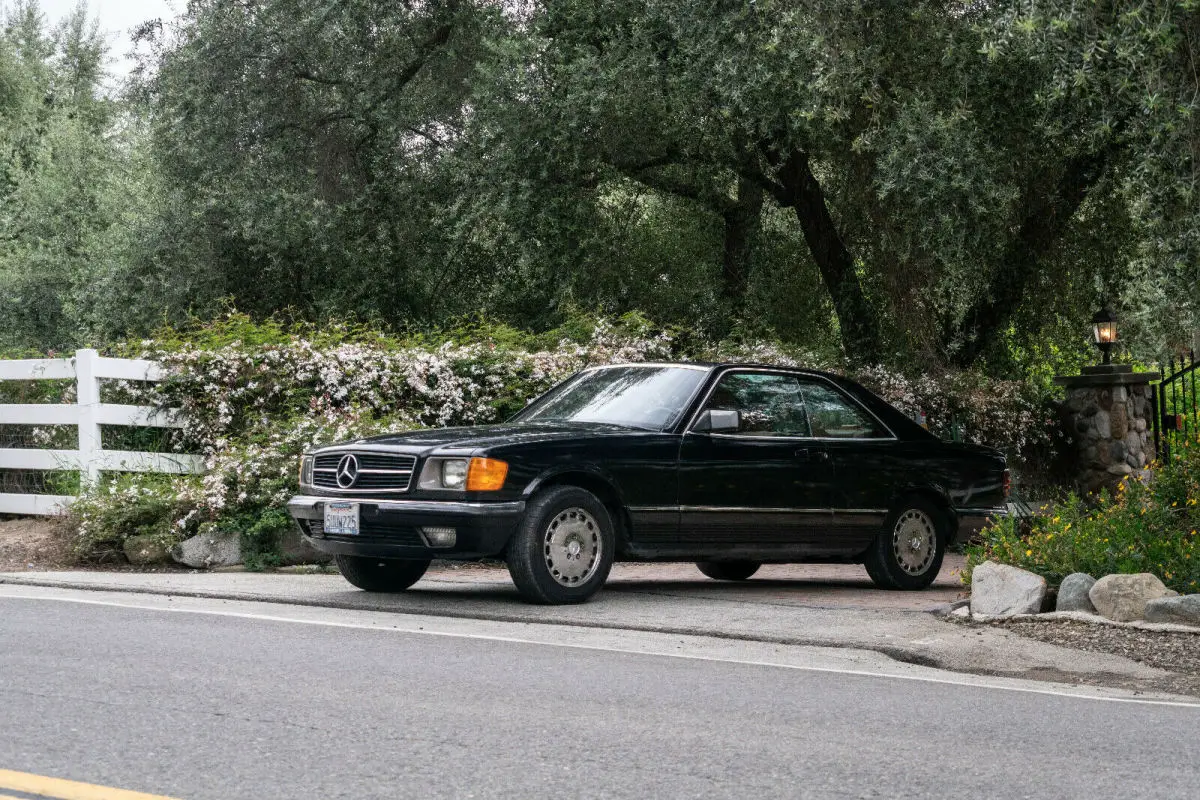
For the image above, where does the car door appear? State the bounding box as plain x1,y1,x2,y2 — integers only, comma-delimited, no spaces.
797,377,900,552
675,370,836,558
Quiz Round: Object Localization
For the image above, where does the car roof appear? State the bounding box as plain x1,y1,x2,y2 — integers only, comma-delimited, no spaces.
585,360,844,380
585,361,933,441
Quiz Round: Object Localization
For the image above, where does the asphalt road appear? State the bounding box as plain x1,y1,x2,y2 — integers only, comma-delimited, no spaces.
2,590,1199,800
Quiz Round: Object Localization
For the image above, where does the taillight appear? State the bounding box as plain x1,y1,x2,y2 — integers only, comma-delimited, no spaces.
1002,469,1011,499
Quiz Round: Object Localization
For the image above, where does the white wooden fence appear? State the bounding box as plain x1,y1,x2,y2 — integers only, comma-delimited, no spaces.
0,349,202,515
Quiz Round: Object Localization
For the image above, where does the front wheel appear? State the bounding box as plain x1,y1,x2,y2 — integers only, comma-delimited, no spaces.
696,561,761,581
863,498,946,590
506,486,616,604
335,555,431,592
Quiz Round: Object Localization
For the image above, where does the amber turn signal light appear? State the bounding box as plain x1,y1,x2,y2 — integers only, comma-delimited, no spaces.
466,458,509,491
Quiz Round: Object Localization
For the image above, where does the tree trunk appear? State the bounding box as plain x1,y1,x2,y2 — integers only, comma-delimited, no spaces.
765,149,882,365
953,146,1112,367
720,176,764,317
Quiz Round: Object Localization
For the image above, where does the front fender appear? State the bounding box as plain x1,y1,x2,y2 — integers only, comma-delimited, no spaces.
521,463,626,504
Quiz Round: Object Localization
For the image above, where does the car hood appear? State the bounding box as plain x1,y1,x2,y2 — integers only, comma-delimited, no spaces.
321,421,650,454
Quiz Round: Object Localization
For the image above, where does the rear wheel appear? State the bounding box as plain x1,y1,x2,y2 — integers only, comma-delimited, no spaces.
863,498,946,590
335,555,431,592
696,560,761,581
506,486,616,604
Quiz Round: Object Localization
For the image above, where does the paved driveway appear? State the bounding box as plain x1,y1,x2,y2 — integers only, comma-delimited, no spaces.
426,553,969,612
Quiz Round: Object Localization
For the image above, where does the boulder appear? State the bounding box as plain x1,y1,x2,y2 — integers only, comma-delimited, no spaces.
970,562,1047,617
123,534,171,566
1056,573,1098,613
1144,595,1200,626
1088,573,1177,622
171,529,242,569
279,527,332,566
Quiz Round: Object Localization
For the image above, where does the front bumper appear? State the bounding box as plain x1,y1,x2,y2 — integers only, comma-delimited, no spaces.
287,495,525,560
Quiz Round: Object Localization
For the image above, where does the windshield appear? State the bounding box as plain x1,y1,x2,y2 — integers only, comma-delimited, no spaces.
515,365,709,431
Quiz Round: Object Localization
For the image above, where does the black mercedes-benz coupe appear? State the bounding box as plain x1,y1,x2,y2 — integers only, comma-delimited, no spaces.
288,362,1008,604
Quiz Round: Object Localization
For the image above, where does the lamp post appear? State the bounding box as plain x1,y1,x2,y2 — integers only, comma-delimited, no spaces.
1092,306,1117,366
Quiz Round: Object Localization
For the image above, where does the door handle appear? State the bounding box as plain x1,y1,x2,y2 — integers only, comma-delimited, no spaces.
794,448,811,461
796,448,830,463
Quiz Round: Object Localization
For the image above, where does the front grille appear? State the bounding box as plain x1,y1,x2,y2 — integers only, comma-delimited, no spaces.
312,451,416,493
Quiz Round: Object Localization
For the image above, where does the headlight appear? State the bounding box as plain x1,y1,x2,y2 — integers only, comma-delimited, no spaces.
441,459,469,489
418,457,508,491
298,455,313,486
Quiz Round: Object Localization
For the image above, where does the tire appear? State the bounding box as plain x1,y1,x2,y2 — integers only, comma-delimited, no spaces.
335,554,431,592
696,560,761,581
863,497,947,590
506,486,616,604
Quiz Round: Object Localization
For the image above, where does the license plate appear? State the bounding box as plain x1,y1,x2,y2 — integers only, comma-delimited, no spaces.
324,502,359,535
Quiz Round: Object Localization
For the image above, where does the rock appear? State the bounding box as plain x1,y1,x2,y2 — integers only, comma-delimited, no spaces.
1106,462,1133,475
1088,573,1178,622
970,562,1047,617
1056,573,1098,613
171,529,242,568
279,527,332,566
1112,386,1128,403
1144,595,1200,626
1110,404,1128,439
1092,409,1111,438
951,605,971,618
123,534,171,566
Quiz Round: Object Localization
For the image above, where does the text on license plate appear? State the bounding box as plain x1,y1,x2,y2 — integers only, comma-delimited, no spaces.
324,502,359,535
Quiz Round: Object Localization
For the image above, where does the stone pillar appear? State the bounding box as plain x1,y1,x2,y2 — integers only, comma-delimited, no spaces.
1054,365,1161,495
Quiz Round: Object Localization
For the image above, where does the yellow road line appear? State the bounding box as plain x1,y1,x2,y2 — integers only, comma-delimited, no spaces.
0,770,181,800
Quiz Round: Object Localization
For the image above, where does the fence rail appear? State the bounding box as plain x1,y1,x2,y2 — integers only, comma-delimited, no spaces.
1153,349,1199,462
0,349,202,516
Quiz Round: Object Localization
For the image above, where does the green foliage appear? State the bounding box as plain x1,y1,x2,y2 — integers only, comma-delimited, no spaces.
966,432,1200,594
4,0,1199,374
237,508,293,572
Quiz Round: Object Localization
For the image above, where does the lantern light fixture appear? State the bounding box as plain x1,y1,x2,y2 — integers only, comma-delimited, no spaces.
1091,306,1117,365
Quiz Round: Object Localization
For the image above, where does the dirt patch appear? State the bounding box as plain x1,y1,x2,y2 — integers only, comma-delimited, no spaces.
0,517,74,571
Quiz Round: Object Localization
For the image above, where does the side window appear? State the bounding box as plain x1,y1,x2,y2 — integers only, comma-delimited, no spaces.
800,380,887,439
701,373,811,437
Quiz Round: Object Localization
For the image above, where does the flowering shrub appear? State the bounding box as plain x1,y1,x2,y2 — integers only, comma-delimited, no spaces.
965,433,1200,594
65,474,203,562
853,367,1054,461
57,312,1057,563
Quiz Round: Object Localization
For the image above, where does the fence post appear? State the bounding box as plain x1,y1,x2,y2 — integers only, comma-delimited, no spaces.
75,348,102,488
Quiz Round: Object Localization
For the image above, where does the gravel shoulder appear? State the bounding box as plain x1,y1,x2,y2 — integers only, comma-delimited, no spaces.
958,616,1200,698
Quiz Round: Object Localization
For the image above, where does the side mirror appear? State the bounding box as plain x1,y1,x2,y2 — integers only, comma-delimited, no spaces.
694,409,740,434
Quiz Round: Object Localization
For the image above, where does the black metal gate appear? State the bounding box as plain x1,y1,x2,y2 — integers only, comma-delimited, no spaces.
1153,349,1199,461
